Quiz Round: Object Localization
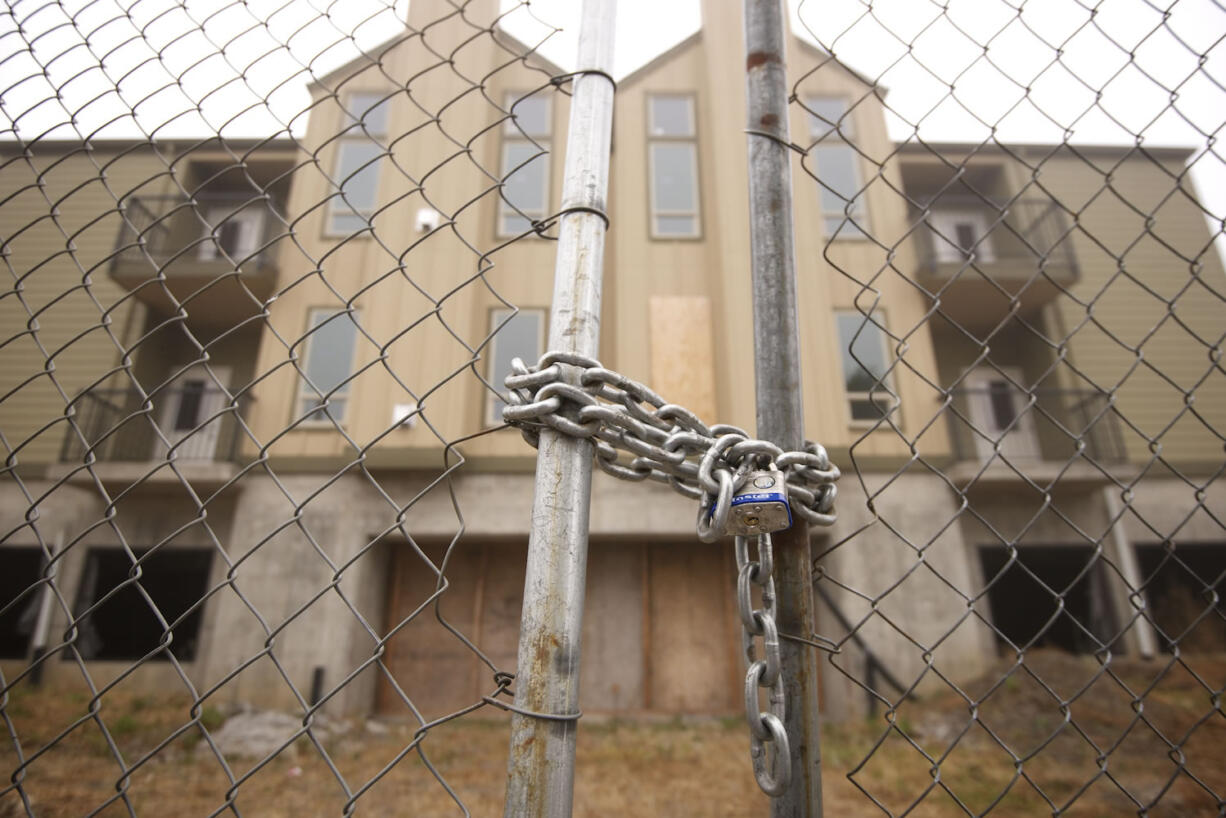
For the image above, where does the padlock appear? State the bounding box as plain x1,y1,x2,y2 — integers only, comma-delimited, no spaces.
728,468,792,536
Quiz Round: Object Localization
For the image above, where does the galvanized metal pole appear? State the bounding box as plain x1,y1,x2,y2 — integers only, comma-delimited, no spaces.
743,1,824,815
502,1,615,815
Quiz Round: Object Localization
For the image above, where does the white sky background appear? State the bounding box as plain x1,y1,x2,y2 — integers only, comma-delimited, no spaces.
0,0,1222,258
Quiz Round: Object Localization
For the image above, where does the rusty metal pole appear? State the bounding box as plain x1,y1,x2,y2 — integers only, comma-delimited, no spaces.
502,0,616,816
743,1,824,815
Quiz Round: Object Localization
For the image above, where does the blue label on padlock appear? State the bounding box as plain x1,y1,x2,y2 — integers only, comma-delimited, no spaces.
706,490,789,519
731,490,788,505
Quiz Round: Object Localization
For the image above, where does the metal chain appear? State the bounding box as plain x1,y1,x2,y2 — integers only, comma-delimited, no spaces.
737,533,790,796
502,351,840,540
503,350,828,798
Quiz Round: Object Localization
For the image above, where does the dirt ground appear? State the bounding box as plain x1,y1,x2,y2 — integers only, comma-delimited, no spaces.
2,651,1223,816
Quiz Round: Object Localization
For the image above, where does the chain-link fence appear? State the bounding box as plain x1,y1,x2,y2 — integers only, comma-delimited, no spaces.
1,0,1224,815
1,0,589,813
789,0,1226,813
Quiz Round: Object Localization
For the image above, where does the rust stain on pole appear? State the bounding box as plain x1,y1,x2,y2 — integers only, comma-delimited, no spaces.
747,50,781,70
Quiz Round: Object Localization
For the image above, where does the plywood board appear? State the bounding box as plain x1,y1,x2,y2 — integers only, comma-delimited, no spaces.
647,541,737,713
649,296,718,423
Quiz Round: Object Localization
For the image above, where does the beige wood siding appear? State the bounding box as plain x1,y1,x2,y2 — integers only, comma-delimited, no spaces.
13,2,1216,480
244,15,569,465
0,146,161,466
240,6,951,469
1017,147,1226,468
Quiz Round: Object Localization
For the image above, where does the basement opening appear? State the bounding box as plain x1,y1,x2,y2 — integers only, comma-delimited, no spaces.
0,547,45,659
1136,543,1226,652
70,547,213,661
979,544,1119,654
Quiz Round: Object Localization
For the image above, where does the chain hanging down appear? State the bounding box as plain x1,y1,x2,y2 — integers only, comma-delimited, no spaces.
502,351,840,538
737,533,790,796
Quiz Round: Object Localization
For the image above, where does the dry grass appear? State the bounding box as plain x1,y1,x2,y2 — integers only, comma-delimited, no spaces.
2,651,1223,816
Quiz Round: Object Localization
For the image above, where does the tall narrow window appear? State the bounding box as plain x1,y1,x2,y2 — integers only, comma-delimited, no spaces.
499,93,551,236
647,94,700,238
486,307,545,425
326,92,390,236
298,309,360,423
835,312,898,423
807,97,869,240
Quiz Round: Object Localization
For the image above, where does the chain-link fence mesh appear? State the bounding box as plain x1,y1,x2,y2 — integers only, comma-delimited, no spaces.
1,0,585,814
1,0,1224,815
792,0,1225,814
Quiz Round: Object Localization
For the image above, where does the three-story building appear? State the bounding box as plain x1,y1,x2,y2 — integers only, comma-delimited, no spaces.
2,0,1222,719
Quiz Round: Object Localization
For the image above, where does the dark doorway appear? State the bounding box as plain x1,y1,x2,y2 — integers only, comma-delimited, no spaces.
1135,543,1226,652
979,545,1119,653
0,548,45,659
70,548,213,661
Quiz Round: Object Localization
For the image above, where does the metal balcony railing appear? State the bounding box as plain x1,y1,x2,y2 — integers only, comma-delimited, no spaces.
911,196,1080,276
60,386,250,465
113,192,283,272
946,386,1128,466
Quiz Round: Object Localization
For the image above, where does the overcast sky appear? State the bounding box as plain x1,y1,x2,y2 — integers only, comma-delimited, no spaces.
510,0,1225,260
1,0,1222,258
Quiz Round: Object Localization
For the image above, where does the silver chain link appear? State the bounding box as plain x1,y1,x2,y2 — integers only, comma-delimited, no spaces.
502,351,840,538
736,532,790,796
503,349,834,797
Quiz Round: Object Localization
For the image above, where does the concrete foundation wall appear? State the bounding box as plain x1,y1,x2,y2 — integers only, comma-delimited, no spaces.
4,467,1218,720
185,469,987,718
814,471,985,714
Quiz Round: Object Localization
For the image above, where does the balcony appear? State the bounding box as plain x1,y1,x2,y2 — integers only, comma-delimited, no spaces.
59,385,250,485
945,384,1127,487
110,193,284,324
912,197,1080,331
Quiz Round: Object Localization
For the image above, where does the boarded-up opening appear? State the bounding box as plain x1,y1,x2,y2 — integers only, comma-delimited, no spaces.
1136,543,1226,652
979,545,1119,654
377,539,739,717
376,541,499,718
647,542,738,712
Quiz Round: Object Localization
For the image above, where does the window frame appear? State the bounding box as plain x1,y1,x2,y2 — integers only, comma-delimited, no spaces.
484,306,547,427
834,310,900,428
497,92,552,238
646,93,702,240
806,96,870,241
295,307,361,427
323,91,391,238
68,546,214,663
